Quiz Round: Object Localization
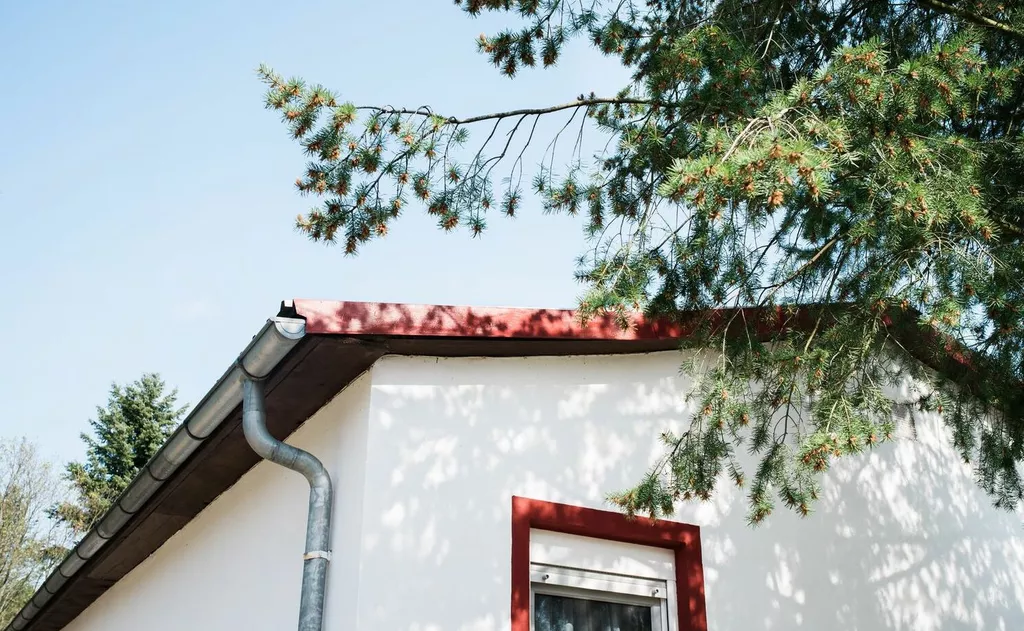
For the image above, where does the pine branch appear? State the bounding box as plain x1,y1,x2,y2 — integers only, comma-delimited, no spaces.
758,233,843,301
265,2,1024,523
357,96,665,126
916,0,1024,40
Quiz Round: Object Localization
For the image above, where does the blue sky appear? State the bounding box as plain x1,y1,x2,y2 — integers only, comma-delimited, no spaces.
0,1,630,464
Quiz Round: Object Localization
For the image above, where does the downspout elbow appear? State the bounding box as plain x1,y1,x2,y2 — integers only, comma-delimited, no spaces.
242,381,332,488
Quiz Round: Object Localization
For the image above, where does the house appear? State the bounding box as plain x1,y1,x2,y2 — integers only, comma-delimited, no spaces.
9,299,1024,631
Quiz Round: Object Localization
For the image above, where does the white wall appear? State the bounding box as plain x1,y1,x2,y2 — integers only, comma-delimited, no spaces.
357,353,1024,631
62,372,372,631
61,351,1024,631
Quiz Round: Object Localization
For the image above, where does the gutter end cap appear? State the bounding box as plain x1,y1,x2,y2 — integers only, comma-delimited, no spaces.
273,317,306,340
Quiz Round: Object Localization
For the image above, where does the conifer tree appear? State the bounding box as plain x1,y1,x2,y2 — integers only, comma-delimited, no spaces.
260,0,1024,524
49,374,186,535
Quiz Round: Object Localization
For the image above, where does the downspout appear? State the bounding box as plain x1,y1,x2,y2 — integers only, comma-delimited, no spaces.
241,377,333,631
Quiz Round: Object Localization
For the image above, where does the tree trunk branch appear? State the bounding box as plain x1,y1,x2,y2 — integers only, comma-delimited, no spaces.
358,97,666,125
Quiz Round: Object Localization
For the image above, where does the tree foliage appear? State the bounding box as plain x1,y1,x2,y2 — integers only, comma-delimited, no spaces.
261,0,1024,524
0,438,68,627
49,374,186,535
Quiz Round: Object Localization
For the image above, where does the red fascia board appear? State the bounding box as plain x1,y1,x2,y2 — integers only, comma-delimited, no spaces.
294,299,682,339
292,300,983,384
511,496,707,631
292,299,804,341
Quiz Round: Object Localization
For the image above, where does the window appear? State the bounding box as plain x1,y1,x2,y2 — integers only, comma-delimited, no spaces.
510,497,707,631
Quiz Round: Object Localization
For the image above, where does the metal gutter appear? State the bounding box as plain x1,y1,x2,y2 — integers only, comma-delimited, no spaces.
6,314,306,631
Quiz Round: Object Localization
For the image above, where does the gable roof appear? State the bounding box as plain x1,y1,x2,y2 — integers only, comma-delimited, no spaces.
9,299,978,631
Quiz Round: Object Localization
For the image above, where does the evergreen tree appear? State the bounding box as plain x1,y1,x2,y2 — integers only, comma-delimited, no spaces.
50,374,187,535
260,1,1024,523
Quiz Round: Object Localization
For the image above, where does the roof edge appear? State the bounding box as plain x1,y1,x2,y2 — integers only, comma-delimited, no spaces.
291,299,804,340
291,301,981,383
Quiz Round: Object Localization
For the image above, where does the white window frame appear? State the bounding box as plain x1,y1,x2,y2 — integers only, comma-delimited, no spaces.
530,562,673,631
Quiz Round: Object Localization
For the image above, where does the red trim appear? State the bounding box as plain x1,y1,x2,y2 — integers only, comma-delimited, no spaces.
294,300,685,338
291,299,980,379
293,298,806,341
511,496,707,631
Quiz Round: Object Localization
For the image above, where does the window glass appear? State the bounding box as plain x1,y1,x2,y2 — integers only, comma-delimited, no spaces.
533,593,653,631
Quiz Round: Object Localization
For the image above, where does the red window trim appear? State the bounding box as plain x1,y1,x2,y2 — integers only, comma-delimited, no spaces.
511,496,707,631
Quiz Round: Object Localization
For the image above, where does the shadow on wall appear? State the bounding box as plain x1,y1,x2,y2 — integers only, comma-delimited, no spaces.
354,352,1024,631
700,395,1024,631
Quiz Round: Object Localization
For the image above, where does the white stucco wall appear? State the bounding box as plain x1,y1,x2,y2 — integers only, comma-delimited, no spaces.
358,353,1024,631
61,351,1024,631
